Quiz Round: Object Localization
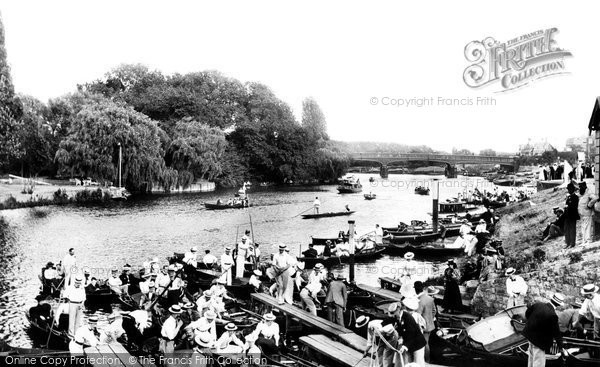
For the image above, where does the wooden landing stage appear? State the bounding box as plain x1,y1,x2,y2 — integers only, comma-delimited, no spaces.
85,342,155,367
357,283,403,302
251,293,368,352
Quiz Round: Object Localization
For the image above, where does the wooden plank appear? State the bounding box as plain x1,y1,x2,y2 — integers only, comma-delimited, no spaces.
338,333,369,353
108,343,145,367
84,344,126,367
299,334,372,367
356,283,403,302
251,293,352,334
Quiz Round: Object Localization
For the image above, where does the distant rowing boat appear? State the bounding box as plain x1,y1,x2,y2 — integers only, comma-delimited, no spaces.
203,202,249,210
301,211,355,219
364,193,376,200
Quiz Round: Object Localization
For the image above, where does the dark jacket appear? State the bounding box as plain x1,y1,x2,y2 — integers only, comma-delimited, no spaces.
392,311,427,352
564,193,580,221
302,248,318,258
522,302,563,352
324,280,347,308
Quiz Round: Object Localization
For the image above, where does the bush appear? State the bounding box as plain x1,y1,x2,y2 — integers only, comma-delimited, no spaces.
532,248,546,263
1,195,18,210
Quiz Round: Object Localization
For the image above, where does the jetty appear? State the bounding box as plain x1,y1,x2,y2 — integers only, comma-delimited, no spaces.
85,342,155,367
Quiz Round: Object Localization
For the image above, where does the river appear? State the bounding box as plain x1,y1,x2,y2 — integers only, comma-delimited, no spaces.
0,173,499,347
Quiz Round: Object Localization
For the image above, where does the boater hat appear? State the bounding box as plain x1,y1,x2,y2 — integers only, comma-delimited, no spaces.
314,263,324,270
581,284,599,295
88,315,99,324
402,297,419,311
550,293,566,307
169,305,183,314
204,310,217,320
195,331,214,347
505,267,516,276
479,219,486,224
404,252,415,260
387,302,399,313
355,315,370,329
191,246,198,252
427,286,440,296
182,302,195,310
253,269,262,276
203,290,212,298
381,324,395,335
263,313,276,321
278,243,287,250
225,323,238,331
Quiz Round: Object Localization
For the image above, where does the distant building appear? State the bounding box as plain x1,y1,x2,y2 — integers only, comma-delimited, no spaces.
518,139,557,156
565,136,594,153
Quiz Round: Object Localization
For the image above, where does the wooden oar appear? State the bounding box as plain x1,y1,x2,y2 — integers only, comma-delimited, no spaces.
249,213,258,269
148,265,186,310
292,206,314,218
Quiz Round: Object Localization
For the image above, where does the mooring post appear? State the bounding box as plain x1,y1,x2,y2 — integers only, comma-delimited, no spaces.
432,179,439,233
348,220,355,282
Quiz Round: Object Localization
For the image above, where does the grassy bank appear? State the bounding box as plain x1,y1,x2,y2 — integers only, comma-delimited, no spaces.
0,187,112,210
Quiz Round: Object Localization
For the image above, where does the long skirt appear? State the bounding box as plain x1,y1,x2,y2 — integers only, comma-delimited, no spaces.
443,280,462,312
564,219,577,247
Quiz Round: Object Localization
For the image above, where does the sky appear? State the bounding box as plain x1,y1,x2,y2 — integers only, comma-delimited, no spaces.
2,1,598,153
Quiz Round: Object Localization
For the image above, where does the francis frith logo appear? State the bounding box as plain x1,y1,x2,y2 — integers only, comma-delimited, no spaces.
463,28,572,91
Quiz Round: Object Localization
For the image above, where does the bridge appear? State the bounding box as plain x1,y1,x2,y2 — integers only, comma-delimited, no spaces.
348,152,519,178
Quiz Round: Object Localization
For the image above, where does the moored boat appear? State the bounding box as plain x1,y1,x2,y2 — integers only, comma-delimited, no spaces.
383,232,440,244
297,246,385,269
414,186,430,195
363,193,376,200
337,175,363,194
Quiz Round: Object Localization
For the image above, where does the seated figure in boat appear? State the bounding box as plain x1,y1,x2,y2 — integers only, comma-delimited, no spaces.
335,242,350,257
227,198,233,205
216,323,244,353
302,243,318,258
216,198,222,205
250,312,280,355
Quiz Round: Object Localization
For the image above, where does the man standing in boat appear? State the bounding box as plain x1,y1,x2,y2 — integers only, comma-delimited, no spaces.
325,274,347,326
220,247,234,286
236,236,250,279
313,196,320,214
64,274,86,339
375,224,383,246
62,247,77,288
522,293,567,367
272,244,293,305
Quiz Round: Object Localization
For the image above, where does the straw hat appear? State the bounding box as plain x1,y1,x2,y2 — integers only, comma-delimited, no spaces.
150,257,159,264
167,264,176,272
426,286,440,296
402,297,419,311
203,290,212,298
550,293,565,307
182,302,195,310
74,275,83,283
278,243,287,250
404,252,415,260
581,284,599,295
387,302,399,313
241,235,248,241
253,269,262,276
195,331,214,347
296,262,306,270
88,315,99,324
355,315,370,329
204,310,217,320
263,313,276,321
225,323,238,331
168,305,183,314
381,324,395,335
479,219,485,224
314,263,324,270
225,246,232,251
505,267,516,276
191,246,198,253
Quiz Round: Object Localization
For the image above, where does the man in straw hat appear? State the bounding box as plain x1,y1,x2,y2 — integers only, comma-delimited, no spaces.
395,298,427,366
216,323,244,352
249,269,263,292
377,321,400,367
251,312,280,355
300,263,326,315
160,305,184,355
475,218,488,234
183,246,199,268
69,315,99,354
325,274,347,326
505,267,528,308
236,235,250,279
522,293,567,367
220,247,235,285
414,281,438,362
64,274,87,338
576,283,600,339
271,244,293,305
196,290,216,317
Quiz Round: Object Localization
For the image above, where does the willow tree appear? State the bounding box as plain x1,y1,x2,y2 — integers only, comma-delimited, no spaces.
167,118,228,183
55,98,166,192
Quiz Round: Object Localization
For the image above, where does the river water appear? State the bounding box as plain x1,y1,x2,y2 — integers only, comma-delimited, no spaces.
0,173,498,347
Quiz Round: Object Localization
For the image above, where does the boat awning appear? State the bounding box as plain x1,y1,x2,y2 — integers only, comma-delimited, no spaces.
588,96,600,133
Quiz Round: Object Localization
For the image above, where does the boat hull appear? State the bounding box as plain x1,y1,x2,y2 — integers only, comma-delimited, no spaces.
297,247,385,268
382,242,464,256
301,211,355,219
203,202,248,210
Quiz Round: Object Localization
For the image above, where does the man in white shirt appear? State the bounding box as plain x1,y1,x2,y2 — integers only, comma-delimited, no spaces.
251,313,280,355
202,250,217,269
99,313,125,344
220,247,234,285
155,265,170,296
64,275,87,338
577,284,600,339
475,219,488,234
196,290,217,317
313,196,320,214
271,244,292,305
69,315,99,354
505,268,528,308
187,310,217,342
249,270,262,292
236,236,250,279
183,246,199,268
300,263,326,315
62,248,77,288
160,305,184,355
375,224,384,245
107,268,126,295
216,323,244,352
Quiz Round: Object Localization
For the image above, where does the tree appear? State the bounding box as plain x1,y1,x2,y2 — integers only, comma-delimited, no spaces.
479,149,497,156
302,97,329,142
55,98,167,192
452,148,474,155
167,118,228,181
0,11,23,170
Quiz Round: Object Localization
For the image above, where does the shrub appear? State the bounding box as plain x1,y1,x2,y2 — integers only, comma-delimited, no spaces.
1,195,18,210
569,252,583,264
532,248,546,263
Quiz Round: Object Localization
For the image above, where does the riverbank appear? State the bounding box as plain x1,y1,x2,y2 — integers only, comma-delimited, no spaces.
0,182,113,210
471,178,600,316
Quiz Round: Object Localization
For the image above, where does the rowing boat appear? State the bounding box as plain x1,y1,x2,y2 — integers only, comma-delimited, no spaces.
203,202,248,210
297,247,385,268
364,193,376,200
381,242,464,256
383,232,440,244
301,211,355,219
